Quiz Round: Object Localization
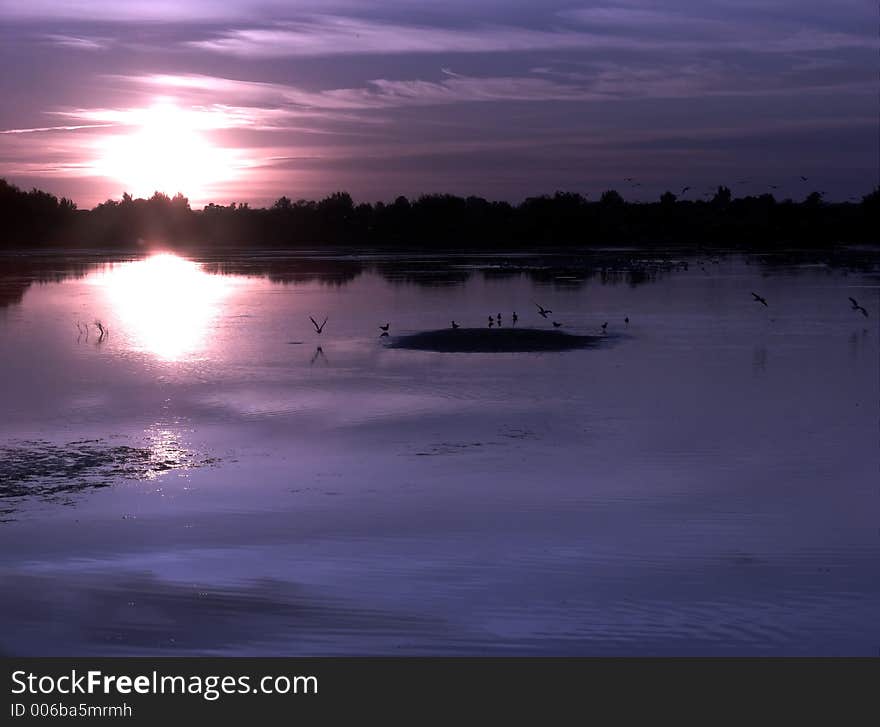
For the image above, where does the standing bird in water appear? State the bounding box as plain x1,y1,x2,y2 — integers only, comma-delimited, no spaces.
534,303,552,319
451,320,460,329
624,316,629,325
379,323,390,332
488,316,494,328
512,312,518,326
309,315,328,334
496,313,502,327
751,292,768,307
601,321,608,333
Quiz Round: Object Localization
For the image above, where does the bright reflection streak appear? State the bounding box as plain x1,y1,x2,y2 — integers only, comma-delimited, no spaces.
89,253,241,361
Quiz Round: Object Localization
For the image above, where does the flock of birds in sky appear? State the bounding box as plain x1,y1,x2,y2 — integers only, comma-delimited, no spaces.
620,175,859,201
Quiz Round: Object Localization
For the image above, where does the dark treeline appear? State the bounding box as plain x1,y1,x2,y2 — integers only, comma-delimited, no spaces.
2,178,878,250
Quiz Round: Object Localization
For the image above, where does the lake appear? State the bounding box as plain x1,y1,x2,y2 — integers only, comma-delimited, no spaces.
0,247,877,655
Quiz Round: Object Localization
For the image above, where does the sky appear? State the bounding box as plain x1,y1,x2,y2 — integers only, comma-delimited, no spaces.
0,0,876,207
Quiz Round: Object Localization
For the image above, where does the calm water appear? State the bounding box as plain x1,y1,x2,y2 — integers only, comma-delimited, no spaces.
0,248,877,655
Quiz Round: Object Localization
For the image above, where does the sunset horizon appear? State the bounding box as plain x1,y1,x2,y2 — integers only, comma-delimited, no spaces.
1,1,876,208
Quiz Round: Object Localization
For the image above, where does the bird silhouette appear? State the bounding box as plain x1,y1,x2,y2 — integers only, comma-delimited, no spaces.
552,321,562,328
451,320,460,329
309,315,328,334
751,292,768,307
512,312,518,326
601,321,608,332
849,299,868,317
488,316,494,328
624,316,629,325
800,175,808,181
496,313,502,326
379,323,390,332
534,302,552,319
680,186,690,195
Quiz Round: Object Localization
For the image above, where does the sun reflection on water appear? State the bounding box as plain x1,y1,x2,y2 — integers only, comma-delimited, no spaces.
88,253,244,361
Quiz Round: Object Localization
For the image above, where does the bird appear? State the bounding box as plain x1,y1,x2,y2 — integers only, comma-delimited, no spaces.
849,299,869,317
624,316,629,325
680,186,690,195
512,312,518,326
800,175,808,181
451,320,460,329
309,315,328,334
552,321,562,328
496,313,502,326
379,323,390,332
534,302,552,319
601,321,608,332
751,292,768,307
379,331,389,337
488,316,494,328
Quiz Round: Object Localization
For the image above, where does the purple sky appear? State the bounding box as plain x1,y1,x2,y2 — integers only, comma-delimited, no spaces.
0,0,875,207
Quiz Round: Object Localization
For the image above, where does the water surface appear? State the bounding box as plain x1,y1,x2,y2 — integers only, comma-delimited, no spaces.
0,248,877,655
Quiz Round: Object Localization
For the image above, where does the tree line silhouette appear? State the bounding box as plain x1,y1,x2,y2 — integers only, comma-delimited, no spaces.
2,178,877,250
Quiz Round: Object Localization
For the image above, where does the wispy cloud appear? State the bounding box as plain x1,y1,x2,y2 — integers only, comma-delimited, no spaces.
187,13,873,59
0,123,114,134
42,34,110,51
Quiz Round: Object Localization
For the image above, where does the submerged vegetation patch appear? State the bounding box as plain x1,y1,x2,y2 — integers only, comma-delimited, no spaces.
0,438,218,513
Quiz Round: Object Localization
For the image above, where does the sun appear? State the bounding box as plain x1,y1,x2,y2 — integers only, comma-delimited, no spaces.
93,101,240,202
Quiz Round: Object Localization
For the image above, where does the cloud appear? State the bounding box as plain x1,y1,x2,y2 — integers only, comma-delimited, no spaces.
186,12,873,59
42,34,109,51
187,17,611,57
0,123,114,134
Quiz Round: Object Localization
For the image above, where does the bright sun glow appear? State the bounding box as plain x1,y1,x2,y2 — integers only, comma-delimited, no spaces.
89,253,243,361
93,101,241,202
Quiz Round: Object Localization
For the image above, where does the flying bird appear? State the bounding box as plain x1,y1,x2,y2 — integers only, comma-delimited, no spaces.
800,176,808,181
849,299,869,317
751,292,768,307
451,320,460,329
552,321,562,328
379,323,390,332
680,186,690,195
534,303,552,319
309,316,328,334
